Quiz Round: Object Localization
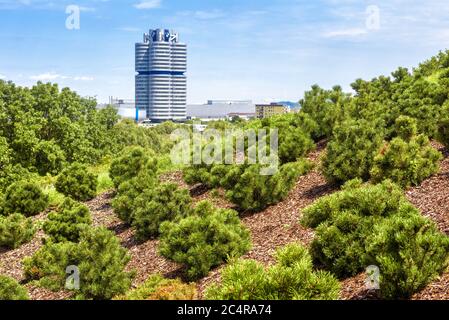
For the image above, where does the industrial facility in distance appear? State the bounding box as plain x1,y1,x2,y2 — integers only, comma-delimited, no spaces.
135,29,187,122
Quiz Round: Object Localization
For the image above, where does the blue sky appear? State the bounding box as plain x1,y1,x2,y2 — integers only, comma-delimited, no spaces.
0,0,449,104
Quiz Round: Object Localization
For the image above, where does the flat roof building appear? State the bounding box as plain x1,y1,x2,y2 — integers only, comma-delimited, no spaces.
255,103,288,119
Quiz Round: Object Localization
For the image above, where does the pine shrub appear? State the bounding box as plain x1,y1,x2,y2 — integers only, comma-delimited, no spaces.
55,162,98,201
23,227,133,299
159,201,251,280
205,243,340,300
0,213,35,249
277,126,315,164
112,173,156,224
365,214,449,299
322,119,384,184
118,274,197,300
2,181,49,217
23,241,77,291
0,275,29,300
370,116,441,188
221,160,313,211
109,146,156,188
132,183,193,241
43,198,92,243
75,227,133,300
300,180,449,298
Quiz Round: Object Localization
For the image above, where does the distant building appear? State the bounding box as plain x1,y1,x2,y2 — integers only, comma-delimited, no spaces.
106,97,146,120
207,100,253,105
186,100,255,120
136,28,187,122
227,112,256,121
255,103,288,119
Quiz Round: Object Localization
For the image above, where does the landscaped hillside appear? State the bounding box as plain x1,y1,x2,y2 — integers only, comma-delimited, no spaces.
2,50,449,300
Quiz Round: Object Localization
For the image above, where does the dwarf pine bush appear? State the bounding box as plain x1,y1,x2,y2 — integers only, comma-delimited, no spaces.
23,227,133,299
0,275,29,300
109,146,157,188
2,181,49,217
322,119,385,184
43,198,92,243
55,162,98,201
371,116,441,188
300,180,449,298
365,214,449,299
206,243,340,300
132,183,193,241
220,160,313,211
159,201,251,280
112,172,157,224
0,213,35,249
118,274,197,300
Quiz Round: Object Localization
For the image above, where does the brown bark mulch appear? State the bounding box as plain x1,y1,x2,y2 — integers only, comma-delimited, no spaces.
4,140,449,300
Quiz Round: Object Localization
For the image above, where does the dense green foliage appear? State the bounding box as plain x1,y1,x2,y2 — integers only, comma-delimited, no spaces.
321,119,384,184
132,183,193,241
299,85,350,140
1,181,49,217
219,160,313,211
206,243,340,300
301,180,449,298
23,227,133,299
43,198,92,243
0,213,35,249
370,117,441,188
184,160,312,211
55,163,98,201
109,146,157,189
159,201,251,280
0,275,29,300
118,274,197,300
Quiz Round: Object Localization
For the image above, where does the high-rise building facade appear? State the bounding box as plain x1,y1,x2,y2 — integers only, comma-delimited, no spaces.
135,29,187,122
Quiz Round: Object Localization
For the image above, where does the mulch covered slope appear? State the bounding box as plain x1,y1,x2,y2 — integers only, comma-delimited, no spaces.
2,140,449,300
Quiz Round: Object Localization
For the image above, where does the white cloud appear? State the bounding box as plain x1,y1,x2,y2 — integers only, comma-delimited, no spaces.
30,72,67,81
118,26,141,32
73,76,94,81
29,72,93,82
0,74,5,79
323,28,368,38
134,0,161,10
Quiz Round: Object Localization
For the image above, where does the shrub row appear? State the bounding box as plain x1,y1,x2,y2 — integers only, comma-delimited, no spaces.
322,116,441,188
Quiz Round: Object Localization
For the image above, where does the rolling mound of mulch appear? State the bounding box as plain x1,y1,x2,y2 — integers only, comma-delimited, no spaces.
3,140,449,300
